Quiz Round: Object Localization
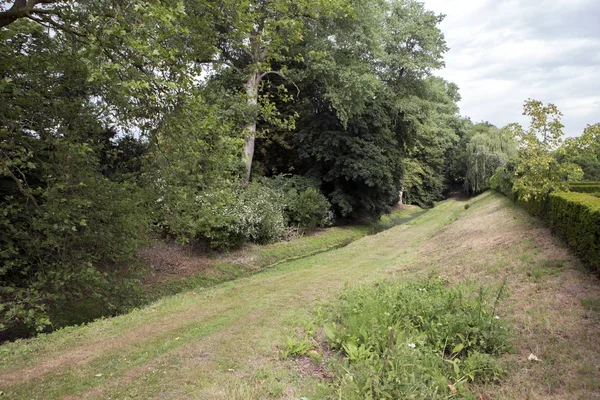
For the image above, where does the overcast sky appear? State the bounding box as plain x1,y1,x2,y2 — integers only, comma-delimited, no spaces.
423,0,600,137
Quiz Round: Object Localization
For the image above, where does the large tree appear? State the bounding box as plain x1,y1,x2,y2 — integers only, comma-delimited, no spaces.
184,0,348,184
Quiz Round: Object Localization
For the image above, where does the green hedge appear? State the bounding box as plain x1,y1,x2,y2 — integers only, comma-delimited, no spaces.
547,192,600,271
570,181,600,186
570,183,600,194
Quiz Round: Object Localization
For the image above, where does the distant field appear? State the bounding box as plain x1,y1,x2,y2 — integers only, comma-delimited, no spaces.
1,192,598,399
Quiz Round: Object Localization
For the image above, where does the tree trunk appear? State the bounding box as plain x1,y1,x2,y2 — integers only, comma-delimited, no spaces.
243,71,260,186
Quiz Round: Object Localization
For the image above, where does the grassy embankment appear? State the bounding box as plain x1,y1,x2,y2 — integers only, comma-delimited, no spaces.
1,192,599,399
144,205,426,297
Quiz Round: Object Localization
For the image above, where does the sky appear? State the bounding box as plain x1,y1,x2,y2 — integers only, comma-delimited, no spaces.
423,0,600,137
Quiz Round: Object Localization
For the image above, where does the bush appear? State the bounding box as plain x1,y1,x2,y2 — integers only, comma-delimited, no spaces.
230,183,287,244
155,183,288,249
288,187,333,231
261,175,333,231
1,141,150,337
547,192,600,271
307,279,510,398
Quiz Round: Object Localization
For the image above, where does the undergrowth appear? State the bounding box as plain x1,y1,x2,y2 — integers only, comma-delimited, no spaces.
287,277,511,399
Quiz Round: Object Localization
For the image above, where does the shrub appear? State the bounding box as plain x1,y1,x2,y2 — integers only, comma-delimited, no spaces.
230,183,287,244
547,192,600,271
155,183,288,249
287,187,333,231
1,141,150,337
261,175,333,231
307,279,510,398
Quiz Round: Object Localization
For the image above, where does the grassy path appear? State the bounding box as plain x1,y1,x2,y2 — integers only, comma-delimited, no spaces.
1,192,599,399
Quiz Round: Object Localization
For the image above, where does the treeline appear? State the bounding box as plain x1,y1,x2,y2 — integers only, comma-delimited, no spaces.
2,0,478,337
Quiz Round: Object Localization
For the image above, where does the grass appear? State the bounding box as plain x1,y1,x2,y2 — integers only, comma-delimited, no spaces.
0,192,599,399
291,277,511,399
146,205,426,297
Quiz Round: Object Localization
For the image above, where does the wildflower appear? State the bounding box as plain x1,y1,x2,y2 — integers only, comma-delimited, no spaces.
494,315,500,320
408,343,416,348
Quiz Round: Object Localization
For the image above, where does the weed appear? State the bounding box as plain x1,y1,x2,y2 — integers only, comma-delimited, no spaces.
281,336,313,358
300,278,511,398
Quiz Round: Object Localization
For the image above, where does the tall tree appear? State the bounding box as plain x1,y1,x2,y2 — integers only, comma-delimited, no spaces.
185,0,348,184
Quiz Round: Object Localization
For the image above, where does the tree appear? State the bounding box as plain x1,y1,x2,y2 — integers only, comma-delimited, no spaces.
0,1,196,336
0,0,62,29
463,124,516,194
492,99,583,201
254,0,455,212
184,0,348,184
564,123,600,181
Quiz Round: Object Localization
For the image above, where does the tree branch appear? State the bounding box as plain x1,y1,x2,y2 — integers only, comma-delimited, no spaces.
0,0,60,28
259,71,300,96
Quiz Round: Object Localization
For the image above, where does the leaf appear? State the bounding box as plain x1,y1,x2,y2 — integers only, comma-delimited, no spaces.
451,343,464,354
323,322,337,342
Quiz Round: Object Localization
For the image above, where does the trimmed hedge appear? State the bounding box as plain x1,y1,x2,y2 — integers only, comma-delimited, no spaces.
570,183,600,194
570,181,600,186
547,192,600,272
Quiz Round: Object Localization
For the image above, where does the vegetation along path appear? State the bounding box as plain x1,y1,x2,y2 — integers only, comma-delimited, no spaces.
1,192,599,399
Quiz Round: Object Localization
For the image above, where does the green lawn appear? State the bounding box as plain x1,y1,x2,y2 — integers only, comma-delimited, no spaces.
1,192,599,399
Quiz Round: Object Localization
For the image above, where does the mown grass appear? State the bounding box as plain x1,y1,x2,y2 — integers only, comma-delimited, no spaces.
151,206,426,297
0,193,599,399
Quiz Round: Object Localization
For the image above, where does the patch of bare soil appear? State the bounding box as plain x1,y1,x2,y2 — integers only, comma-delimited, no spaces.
139,242,213,283
295,355,332,380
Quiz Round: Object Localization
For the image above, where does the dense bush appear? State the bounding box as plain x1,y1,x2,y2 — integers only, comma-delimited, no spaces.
288,187,333,231
547,192,600,271
261,175,333,231
1,141,149,337
230,183,287,244
307,279,510,398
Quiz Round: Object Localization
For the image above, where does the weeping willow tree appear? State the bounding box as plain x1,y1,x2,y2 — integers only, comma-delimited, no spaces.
464,126,517,194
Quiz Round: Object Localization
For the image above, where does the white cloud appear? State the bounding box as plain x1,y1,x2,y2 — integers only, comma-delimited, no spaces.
424,0,600,136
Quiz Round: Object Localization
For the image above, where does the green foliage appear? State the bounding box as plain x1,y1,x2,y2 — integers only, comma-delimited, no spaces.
281,336,314,358
569,182,600,193
0,141,149,336
564,124,600,181
260,175,333,231
463,125,517,194
309,279,510,398
254,0,457,213
232,183,288,244
0,17,158,337
490,100,584,202
547,192,600,271
287,188,333,231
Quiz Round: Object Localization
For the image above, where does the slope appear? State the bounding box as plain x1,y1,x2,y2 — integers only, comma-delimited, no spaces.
0,192,598,399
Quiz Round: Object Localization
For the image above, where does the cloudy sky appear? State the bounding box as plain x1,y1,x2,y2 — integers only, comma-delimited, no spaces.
423,0,600,137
